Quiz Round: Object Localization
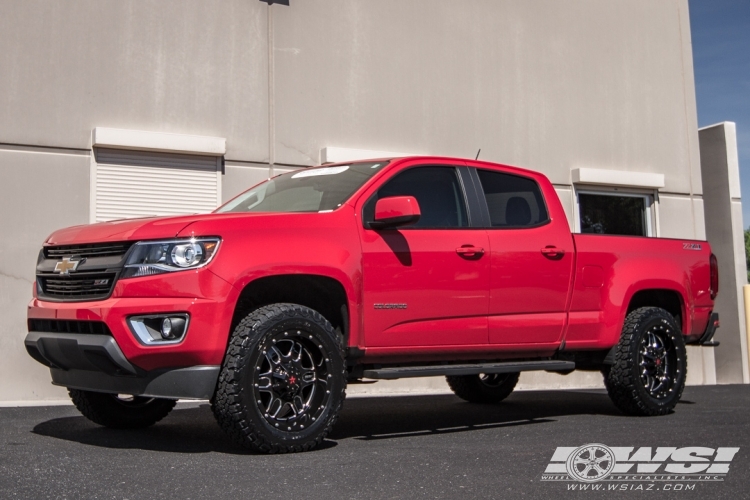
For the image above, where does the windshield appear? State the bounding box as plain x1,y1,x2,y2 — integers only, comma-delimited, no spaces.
216,161,389,214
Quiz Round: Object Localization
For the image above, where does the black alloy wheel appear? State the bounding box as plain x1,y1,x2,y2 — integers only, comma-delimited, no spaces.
254,333,332,432
638,324,677,399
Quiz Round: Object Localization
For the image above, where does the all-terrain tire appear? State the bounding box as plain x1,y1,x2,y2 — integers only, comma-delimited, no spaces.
446,372,520,404
68,389,176,429
604,307,687,416
212,303,346,453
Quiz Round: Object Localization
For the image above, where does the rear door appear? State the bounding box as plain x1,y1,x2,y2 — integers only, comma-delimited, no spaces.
360,164,490,347
471,167,574,345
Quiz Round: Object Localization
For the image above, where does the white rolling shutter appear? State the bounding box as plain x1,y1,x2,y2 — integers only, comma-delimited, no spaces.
93,148,222,223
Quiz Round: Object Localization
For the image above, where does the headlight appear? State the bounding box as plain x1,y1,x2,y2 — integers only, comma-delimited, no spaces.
122,238,220,278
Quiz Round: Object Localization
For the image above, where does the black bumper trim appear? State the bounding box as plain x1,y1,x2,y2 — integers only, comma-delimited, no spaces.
25,332,136,375
25,331,220,399
50,366,220,400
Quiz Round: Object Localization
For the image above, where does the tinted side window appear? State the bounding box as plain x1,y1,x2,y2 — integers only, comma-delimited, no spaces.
365,167,468,228
476,169,549,228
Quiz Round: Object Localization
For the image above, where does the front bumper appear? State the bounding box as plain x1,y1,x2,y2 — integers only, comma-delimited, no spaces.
26,267,237,398
27,269,236,371
24,332,219,398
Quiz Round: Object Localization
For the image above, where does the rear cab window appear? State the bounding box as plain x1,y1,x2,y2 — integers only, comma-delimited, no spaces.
475,169,549,228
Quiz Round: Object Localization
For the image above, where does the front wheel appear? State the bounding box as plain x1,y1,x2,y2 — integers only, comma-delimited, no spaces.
604,307,687,416
68,389,176,429
212,303,346,453
446,372,520,404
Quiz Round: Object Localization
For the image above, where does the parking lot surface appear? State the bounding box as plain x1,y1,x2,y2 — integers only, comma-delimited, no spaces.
1,384,748,499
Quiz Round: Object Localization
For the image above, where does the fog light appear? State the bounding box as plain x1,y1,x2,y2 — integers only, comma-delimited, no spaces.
128,314,189,345
161,318,172,339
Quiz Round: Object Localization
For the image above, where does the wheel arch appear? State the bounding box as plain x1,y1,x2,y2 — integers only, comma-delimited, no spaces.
229,274,351,345
624,288,687,333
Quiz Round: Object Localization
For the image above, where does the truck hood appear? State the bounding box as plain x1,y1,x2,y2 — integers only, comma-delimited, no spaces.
45,214,218,246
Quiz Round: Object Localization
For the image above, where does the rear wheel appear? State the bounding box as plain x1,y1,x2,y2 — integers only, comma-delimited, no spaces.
446,372,520,404
68,389,176,429
212,303,346,453
604,307,687,416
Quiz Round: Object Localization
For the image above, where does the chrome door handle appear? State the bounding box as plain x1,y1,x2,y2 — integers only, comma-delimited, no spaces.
541,246,564,258
456,246,485,257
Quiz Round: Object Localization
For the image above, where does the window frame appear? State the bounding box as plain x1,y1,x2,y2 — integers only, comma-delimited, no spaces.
573,186,657,237
468,167,552,230
361,164,477,230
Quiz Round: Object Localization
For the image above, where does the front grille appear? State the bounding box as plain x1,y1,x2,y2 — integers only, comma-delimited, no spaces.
37,272,117,301
28,319,112,336
44,242,134,259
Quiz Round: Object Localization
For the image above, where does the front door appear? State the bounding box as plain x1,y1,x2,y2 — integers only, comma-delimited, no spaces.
361,166,489,347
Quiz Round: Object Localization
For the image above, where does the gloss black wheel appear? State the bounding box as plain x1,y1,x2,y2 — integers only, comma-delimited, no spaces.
638,325,677,399
254,333,332,432
604,307,687,416
212,303,346,453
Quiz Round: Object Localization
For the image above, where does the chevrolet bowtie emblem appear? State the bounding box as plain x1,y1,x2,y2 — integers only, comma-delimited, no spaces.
54,257,84,275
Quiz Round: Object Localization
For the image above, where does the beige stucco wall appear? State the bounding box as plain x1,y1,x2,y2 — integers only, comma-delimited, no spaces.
0,148,90,402
0,0,702,189
271,0,701,194
0,0,269,161
0,0,717,403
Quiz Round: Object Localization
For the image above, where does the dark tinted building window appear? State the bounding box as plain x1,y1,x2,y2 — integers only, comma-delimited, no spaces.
578,193,647,236
476,169,549,228
365,167,468,228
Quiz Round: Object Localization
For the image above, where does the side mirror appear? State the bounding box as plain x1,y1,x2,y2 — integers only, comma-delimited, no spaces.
370,196,421,229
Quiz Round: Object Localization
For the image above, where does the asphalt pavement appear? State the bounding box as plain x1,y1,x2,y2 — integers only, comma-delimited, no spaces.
1,384,748,499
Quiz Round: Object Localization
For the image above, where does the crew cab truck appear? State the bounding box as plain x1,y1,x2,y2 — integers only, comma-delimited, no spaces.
25,156,720,453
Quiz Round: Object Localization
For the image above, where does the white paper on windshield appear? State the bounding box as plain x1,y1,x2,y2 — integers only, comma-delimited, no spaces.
292,165,349,179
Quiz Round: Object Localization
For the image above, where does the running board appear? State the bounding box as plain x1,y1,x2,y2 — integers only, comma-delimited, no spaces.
362,360,575,380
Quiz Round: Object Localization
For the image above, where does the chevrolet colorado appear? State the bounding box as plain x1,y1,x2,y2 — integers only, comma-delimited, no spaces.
26,156,720,453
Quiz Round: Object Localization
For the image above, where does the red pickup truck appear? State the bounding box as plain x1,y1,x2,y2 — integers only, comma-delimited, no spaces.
26,156,719,453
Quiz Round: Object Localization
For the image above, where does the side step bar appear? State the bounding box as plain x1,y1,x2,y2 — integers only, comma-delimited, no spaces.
362,360,575,380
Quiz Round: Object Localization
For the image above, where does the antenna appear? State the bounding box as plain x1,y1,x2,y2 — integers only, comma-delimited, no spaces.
475,149,481,160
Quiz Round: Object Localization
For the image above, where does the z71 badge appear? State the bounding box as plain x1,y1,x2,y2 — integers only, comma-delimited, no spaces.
683,243,702,251
374,303,408,309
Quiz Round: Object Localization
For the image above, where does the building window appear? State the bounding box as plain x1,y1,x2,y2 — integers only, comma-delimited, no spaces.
577,191,653,237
